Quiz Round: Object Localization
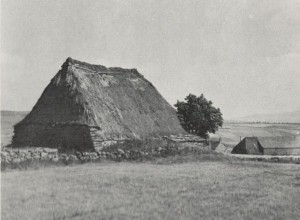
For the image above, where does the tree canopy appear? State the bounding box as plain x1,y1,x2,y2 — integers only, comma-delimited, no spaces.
174,94,223,138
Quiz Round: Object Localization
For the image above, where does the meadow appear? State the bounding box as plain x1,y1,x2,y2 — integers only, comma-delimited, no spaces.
1,111,300,219
2,157,300,220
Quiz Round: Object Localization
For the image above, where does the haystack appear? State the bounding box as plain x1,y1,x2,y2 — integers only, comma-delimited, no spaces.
13,58,186,150
231,137,264,155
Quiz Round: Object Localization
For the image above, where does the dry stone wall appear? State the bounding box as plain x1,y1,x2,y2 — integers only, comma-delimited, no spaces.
1,148,115,164
1,143,207,167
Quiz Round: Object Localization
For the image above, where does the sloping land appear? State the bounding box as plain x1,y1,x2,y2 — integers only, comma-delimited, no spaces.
213,123,300,149
229,110,300,123
2,160,300,220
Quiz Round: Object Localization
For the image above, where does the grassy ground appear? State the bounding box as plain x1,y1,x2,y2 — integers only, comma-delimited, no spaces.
2,156,300,220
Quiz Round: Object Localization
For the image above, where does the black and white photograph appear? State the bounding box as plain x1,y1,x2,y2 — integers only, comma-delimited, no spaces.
1,0,300,219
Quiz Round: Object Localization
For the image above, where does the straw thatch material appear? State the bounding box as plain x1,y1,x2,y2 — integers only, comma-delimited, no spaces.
231,137,264,155
13,58,186,150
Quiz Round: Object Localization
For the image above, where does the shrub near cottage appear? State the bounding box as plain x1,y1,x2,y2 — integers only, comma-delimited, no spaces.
175,94,223,138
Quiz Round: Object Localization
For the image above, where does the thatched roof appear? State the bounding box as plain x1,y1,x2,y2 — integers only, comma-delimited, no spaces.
15,58,186,141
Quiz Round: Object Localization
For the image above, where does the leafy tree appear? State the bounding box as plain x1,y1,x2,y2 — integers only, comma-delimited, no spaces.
174,94,223,138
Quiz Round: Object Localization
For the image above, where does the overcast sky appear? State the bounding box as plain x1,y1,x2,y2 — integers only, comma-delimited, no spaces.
1,0,300,119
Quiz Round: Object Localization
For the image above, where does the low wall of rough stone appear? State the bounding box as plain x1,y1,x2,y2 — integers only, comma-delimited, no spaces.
1,148,124,164
2,144,299,169
1,144,208,168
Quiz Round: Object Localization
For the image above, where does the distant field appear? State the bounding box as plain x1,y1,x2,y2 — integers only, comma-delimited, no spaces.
1,111,28,146
2,159,300,220
212,123,300,150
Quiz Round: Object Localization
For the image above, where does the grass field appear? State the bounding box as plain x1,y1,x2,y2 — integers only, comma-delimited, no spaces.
2,157,300,220
1,111,300,219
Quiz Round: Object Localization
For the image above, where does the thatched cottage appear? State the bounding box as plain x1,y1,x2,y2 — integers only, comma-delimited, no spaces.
231,137,264,155
12,58,186,150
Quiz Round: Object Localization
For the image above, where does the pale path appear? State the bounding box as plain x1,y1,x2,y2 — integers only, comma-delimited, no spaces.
229,154,300,163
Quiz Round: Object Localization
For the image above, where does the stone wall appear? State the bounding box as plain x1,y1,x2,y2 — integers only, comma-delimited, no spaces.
1,143,208,168
2,144,299,169
1,147,119,164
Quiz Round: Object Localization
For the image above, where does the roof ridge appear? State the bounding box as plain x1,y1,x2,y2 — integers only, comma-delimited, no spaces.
63,57,138,73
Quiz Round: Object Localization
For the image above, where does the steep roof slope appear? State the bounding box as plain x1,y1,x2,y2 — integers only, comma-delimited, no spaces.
16,58,186,140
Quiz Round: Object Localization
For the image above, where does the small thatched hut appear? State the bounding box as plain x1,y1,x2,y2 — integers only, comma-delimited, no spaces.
231,137,264,155
13,58,186,150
